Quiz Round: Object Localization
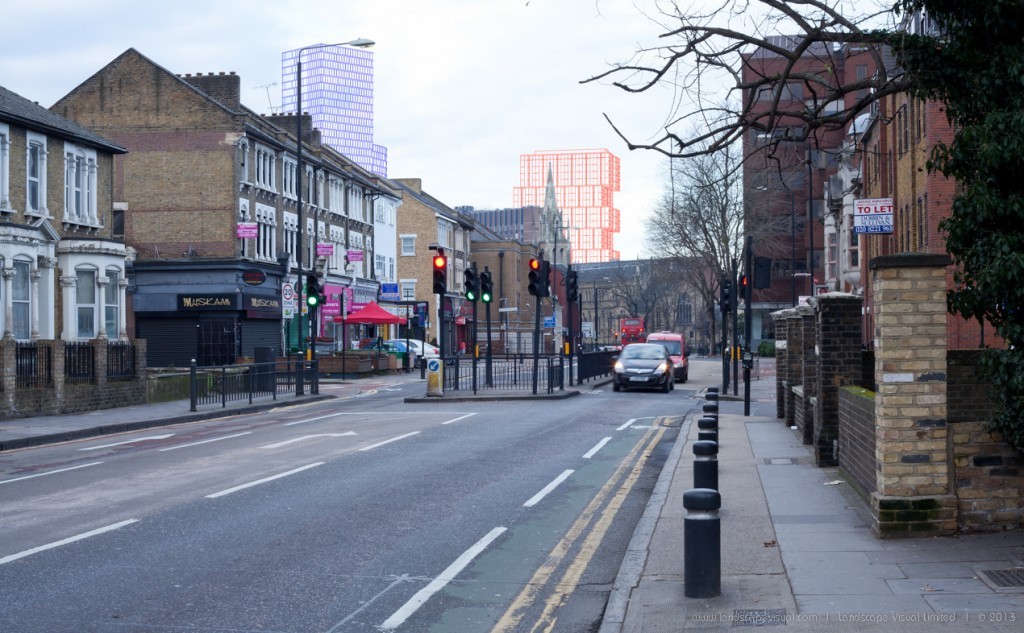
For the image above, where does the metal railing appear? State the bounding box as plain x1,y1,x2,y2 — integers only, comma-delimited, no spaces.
65,342,95,385
443,354,566,394
16,342,52,389
189,359,319,411
107,341,135,380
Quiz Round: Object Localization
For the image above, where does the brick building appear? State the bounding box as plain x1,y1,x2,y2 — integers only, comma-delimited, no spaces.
392,178,475,354
52,49,401,366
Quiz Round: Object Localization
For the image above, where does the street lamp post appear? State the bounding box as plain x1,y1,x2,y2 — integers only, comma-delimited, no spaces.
293,38,374,364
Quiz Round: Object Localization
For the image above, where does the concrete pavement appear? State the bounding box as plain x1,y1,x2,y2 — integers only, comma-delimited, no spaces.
600,359,1024,632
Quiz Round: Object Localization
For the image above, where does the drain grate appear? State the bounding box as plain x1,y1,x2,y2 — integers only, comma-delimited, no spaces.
979,568,1024,589
733,609,788,627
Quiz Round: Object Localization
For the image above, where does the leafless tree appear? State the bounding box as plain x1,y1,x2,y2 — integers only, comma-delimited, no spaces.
584,0,905,161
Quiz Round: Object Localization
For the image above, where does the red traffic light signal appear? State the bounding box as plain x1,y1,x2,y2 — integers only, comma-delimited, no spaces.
432,253,447,294
528,258,549,297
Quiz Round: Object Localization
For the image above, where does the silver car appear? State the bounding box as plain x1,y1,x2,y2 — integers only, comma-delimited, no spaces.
386,338,439,368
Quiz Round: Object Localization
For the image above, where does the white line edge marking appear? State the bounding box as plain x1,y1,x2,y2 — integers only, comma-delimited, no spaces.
617,419,636,431
260,432,357,449
583,437,613,459
441,413,478,425
78,434,175,451
379,526,507,630
0,461,104,485
0,519,138,565
523,469,575,508
157,432,252,451
205,462,324,499
358,431,420,452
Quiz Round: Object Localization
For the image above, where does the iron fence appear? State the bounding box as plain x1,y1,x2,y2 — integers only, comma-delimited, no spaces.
65,342,96,385
107,341,135,380
16,342,53,389
443,354,566,394
189,359,319,411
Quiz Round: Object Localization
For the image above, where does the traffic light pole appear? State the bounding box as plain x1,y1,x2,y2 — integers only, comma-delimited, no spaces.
732,257,739,396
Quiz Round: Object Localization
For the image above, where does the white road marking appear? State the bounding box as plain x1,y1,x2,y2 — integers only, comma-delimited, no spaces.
285,411,417,426
205,462,324,499
78,434,175,451
523,469,575,508
583,437,612,459
260,432,357,449
358,432,420,452
441,413,478,425
0,519,138,565
0,462,103,485
617,419,636,431
379,526,507,630
157,432,252,451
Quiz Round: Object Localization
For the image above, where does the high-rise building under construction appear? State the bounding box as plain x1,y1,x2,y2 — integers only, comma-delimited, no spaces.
513,149,621,263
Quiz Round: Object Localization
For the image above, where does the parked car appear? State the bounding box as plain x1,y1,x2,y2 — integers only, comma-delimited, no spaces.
645,331,689,383
612,343,674,393
386,338,439,368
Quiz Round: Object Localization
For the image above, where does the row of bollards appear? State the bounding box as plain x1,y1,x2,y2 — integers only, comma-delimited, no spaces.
684,387,722,598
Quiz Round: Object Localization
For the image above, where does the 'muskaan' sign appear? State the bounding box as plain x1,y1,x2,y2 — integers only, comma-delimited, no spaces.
853,197,894,234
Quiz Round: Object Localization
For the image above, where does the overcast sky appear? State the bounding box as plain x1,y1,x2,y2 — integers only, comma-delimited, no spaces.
1,0,698,260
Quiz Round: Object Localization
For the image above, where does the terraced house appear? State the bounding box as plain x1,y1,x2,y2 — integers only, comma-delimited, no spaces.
0,84,144,418
52,49,401,367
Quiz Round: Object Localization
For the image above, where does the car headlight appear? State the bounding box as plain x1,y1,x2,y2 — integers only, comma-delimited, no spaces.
656,362,669,374
674,361,684,368
614,361,624,372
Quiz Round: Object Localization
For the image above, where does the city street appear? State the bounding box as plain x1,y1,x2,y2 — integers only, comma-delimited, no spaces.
0,362,717,632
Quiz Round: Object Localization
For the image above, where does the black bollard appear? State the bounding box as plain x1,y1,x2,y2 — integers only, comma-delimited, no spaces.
705,391,719,402
684,488,721,598
697,417,718,444
693,440,718,490
707,386,719,393
702,402,719,416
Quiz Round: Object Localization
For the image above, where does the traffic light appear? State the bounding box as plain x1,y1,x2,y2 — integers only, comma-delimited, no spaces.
480,270,493,303
566,269,579,303
306,278,324,308
432,251,447,294
464,265,479,302
719,277,732,314
528,258,550,297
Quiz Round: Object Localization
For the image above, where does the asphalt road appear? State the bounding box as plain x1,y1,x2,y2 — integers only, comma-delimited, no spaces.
0,363,715,632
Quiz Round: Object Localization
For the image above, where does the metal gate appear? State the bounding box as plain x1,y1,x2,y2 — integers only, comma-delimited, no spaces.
199,317,238,366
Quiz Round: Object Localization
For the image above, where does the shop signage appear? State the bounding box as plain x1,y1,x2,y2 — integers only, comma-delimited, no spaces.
236,222,258,239
317,243,334,257
178,293,238,310
347,249,363,262
243,295,281,312
380,283,400,301
241,269,266,286
853,197,894,234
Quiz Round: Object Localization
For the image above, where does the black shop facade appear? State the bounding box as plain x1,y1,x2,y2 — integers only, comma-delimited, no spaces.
130,259,285,367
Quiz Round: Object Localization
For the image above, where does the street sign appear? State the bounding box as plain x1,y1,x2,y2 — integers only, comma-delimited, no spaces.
854,197,893,234
543,316,555,328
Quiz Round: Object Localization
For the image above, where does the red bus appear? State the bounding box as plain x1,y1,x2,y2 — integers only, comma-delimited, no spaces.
618,317,646,345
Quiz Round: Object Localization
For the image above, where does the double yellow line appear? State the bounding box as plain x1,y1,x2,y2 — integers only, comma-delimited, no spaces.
491,418,670,633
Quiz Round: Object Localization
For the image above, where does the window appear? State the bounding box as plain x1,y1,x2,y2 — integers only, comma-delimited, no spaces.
400,235,416,256
26,133,47,215
400,280,416,301
239,202,251,259
282,156,297,199
12,259,31,340
64,144,98,225
105,268,120,337
0,124,10,211
255,203,277,262
283,212,298,265
76,268,97,339
255,145,276,191
239,140,250,183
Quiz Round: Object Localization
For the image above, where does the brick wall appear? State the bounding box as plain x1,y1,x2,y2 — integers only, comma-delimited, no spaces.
796,305,815,445
814,294,863,466
839,386,876,497
772,312,788,419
